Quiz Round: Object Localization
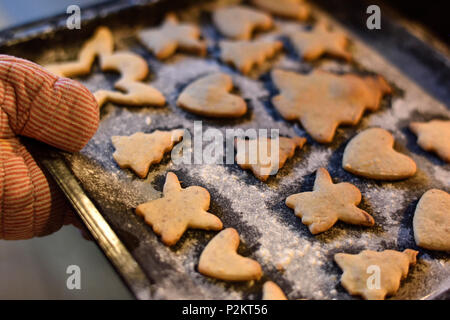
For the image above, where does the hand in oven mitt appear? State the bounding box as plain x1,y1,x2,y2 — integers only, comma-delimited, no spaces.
0,55,99,239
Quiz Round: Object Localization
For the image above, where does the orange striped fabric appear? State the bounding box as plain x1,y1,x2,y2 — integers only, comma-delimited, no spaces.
0,55,99,240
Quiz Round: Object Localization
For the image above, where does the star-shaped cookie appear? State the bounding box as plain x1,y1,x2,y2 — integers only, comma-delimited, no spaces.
334,249,418,300
138,13,206,59
176,73,247,117
250,0,310,20
409,120,450,162
286,22,351,61
213,5,273,40
219,40,283,74
198,228,262,281
286,168,374,234
136,172,223,246
271,69,392,143
235,136,306,181
413,189,450,251
111,130,184,178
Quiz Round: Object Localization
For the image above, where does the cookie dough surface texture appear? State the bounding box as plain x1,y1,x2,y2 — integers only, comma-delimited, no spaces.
410,120,450,162
135,172,223,246
176,72,247,117
262,281,288,300
286,167,374,234
198,228,263,281
235,136,306,181
213,5,273,40
286,22,351,61
219,40,283,74
250,0,310,20
334,249,418,300
271,69,391,143
138,13,206,59
342,128,416,180
413,189,450,251
111,130,184,178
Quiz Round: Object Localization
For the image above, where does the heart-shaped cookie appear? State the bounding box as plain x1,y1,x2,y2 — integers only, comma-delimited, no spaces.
176,73,247,117
198,228,262,281
413,189,450,251
342,128,416,180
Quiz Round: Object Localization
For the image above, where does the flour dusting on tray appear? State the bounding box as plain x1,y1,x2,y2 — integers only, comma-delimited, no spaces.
57,1,449,299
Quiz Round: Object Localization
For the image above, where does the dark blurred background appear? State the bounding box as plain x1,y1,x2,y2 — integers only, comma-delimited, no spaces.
388,0,449,45
0,0,448,47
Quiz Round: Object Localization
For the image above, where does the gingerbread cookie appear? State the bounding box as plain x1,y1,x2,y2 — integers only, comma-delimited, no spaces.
219,40,283,74
95,51,166,107
45,26,114,77
45,27,165,108
138,13,206,60
409,120,450,163
286,168,374,234
262,281,288,300
342,128,417,180
334,249,418,300
413,189,450,251
176,73,247,117
213,5,273,40
271,69,391,143
111,130,184,178
198,228,263,281
136,172,223,246
95,81,166,107
235,136,306,181
250,0,310,20
286,22,351,61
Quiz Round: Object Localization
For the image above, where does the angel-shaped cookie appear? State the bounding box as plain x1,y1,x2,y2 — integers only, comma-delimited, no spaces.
138,13,206,59
286,168,374,234
136,172,223,246
334,249,418,300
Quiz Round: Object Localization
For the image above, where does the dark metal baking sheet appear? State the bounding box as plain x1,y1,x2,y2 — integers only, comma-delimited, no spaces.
1,0,449,299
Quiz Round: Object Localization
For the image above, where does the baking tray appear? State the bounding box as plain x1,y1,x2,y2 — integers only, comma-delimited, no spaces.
1,0,449,300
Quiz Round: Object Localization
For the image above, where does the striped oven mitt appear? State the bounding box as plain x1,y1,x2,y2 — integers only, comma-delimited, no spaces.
0,55,99,240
